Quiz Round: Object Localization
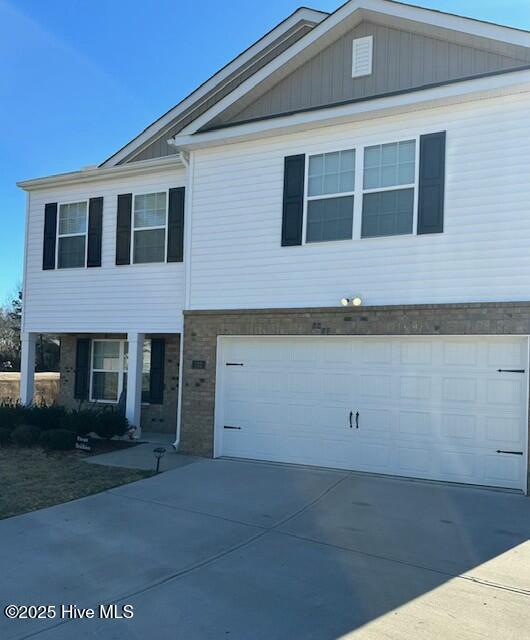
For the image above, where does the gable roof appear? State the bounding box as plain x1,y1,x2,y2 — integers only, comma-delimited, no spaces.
101,7,327,167
104,0,530,167
173,0,530,138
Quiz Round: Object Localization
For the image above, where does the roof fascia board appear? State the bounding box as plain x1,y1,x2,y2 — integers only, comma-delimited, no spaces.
100,7,327,167
177,0,530,136
17,154,185,192
170,69,530,150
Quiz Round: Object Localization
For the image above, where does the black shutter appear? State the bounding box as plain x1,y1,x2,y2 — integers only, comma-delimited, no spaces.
74,339,90,400
418,132,446,235
167,187,185,262
149,338,165,404
43,203,57,270
116,193,132,265
281,154,305,246
87,197,103,267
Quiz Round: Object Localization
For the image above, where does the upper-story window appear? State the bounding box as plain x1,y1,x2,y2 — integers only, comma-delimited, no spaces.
133,192,167,263
304,139,417,243
306,150,355,243
57,201,87,268
362,140,416,238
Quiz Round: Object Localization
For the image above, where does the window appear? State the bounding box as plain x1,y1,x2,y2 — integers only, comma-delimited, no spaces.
58,201,87,268
90,339,152,403
133,192,167,263
306,150,355,243
361,140,416,238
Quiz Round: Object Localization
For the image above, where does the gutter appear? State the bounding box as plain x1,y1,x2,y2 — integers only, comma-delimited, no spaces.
17,154,185,192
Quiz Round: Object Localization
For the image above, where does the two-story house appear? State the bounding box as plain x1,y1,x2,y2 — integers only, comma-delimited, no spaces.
17,0,530,493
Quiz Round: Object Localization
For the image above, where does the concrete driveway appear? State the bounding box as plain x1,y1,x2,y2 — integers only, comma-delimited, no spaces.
1,458,529,640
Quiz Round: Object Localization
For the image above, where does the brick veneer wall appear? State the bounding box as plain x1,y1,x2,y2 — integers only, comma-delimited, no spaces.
59,333,180,435
180,303,530,491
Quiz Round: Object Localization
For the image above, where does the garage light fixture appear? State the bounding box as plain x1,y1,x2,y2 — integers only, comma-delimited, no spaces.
340,296,363,307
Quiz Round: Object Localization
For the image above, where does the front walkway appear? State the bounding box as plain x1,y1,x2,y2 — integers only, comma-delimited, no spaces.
1,459,529,640
84,432,195,472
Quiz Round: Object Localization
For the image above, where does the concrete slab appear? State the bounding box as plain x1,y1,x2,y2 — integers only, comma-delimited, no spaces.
278,473,530,591
1,459,529,640
85,444,199,472
24,532,529,640
0,490,260,640
111,458,347,527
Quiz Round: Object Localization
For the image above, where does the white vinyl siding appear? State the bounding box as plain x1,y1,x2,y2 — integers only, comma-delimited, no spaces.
189,93,530,310
23,168,186,334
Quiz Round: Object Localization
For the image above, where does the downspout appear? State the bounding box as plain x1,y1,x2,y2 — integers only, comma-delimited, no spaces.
172,146,194,450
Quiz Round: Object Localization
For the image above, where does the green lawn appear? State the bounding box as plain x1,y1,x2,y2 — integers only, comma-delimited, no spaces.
0,447,154,519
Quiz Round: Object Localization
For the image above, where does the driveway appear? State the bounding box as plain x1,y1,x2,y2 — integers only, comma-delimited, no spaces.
1,458,529,640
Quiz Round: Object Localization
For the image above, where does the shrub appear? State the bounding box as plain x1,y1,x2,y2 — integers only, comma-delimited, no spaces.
62,409,98,435
93,409,128,440
0,427,11,446
11,424,41,447
40,429,77,451
0,402,25,431
24,404,67,431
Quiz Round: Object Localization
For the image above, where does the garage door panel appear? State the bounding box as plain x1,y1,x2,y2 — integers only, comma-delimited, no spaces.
487,340,526,368
397,446,432,474
486,378,524,406
219,337,528,491
443,341,479,366
483,454,524,485
439,450,477,481
360,341,393,365
359,375,392,400
399,341,433,365
485,416,524,445
399,376,431,400
440,414,477,441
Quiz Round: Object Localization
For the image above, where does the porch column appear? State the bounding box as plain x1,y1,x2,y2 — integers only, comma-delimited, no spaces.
126,332,144,438
19,332,36,405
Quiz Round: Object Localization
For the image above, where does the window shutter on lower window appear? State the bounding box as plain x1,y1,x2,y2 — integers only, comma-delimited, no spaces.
281,155,305,246
167,187,185,262
43,203,58,270
74,338,91,400
87,197,103,267
149,338,165,404
116,193,132,265
418,132,446,235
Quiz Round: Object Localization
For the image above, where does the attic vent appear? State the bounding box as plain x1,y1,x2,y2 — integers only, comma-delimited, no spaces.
352,36,373,78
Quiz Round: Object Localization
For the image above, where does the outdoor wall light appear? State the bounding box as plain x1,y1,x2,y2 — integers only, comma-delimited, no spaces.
153,447,166,474
340,297,363,307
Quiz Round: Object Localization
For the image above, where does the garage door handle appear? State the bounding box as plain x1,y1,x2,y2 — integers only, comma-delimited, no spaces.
497,450,523,455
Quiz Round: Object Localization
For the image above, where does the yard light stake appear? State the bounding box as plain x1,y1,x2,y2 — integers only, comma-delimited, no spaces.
153,447,166,473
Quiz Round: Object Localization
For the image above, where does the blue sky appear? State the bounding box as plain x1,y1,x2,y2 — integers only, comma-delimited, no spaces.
1,0,529,304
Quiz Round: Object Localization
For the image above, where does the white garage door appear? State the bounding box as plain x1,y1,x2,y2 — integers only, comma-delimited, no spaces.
217,336,528,491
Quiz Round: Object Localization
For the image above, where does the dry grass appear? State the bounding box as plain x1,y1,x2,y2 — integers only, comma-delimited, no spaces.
0,447,153,520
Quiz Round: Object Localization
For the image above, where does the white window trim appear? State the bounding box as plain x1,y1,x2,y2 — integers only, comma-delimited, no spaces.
131,189,169,265
56,200,89,269
302,135,421,245
89,339,126,404
89,338,153,405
